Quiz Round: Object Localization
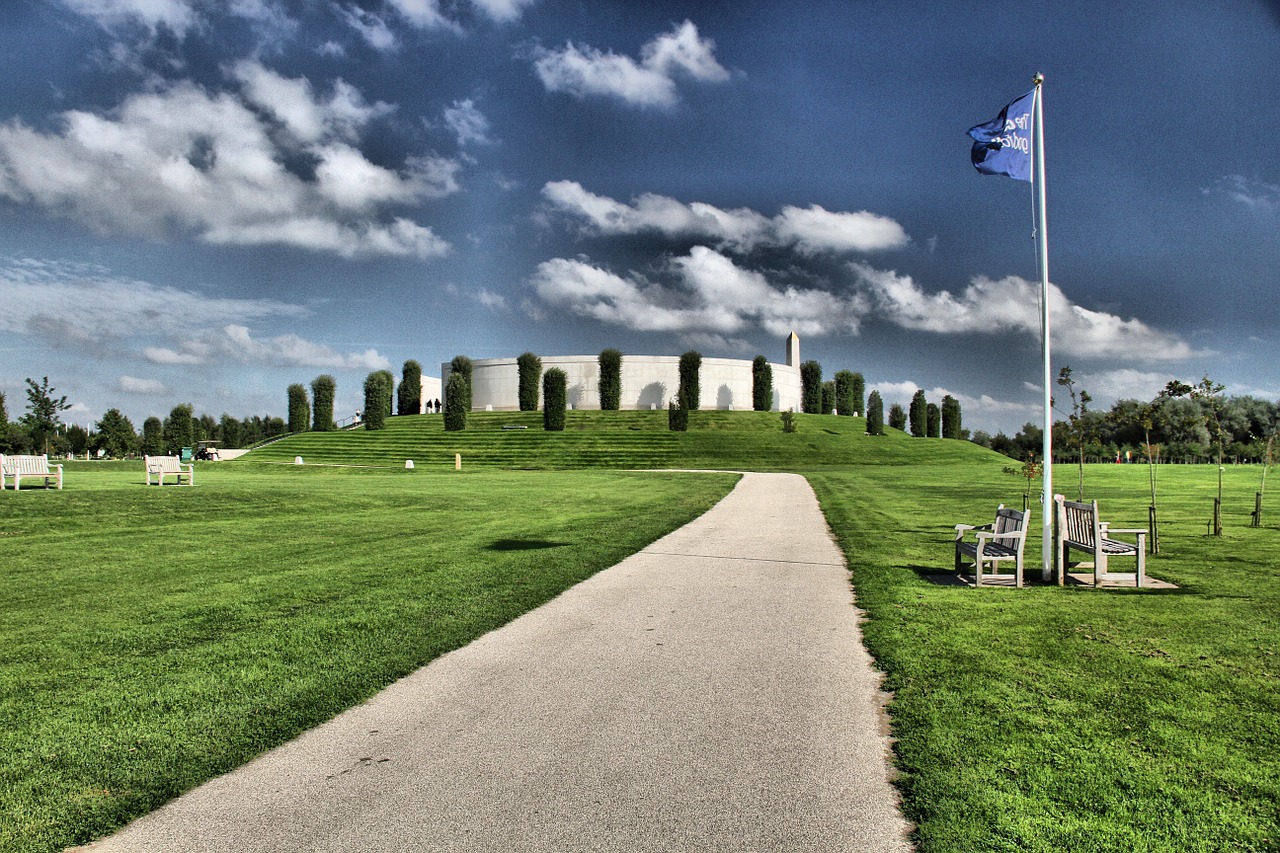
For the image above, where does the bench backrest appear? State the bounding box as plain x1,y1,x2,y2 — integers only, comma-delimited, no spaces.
1057,496,1100,547
146,455,184,473
5,454,52,475
992,506,1027,549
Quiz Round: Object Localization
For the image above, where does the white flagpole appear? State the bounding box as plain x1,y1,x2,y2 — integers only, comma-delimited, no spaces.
1033,73,1053,581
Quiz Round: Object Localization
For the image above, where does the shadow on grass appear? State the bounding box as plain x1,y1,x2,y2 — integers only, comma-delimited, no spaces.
487,539,571,551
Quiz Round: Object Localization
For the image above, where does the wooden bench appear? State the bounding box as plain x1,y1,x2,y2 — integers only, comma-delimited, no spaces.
1,454,64,490
955,505,1028,587
1053,495,1146,587
145,455,195,486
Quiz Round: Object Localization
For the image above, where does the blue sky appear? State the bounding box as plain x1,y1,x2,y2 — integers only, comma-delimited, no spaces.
2,0,1278,435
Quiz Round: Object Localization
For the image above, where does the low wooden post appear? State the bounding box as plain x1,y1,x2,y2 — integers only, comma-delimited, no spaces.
1212,498,1222,537
1252,492,1262,528
454,453,461,471
1148,505,1160,554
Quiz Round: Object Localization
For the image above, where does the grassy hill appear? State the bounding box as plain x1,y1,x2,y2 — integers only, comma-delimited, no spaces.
241,409,999,470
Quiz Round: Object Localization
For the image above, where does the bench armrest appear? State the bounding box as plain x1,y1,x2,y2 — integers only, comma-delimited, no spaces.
1105,527,1147,535
954,523,992,533
975,527,1026,542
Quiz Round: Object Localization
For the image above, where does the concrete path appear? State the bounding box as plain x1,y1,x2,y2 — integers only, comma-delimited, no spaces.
80,472,912,852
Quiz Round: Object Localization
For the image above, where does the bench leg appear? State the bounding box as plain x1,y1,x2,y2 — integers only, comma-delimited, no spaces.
1135,534,1147,588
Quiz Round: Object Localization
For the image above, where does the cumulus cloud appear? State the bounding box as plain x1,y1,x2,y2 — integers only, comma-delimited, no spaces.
543,181,908,254
118,376,168,395
470,0,536,22
145,325,391,370
530,246,866,338
339,5,399,51
476,288,509,310
849,263,1196,361
0,63,453,258
533,21,729,108
60,0,201,36
443,99,493,147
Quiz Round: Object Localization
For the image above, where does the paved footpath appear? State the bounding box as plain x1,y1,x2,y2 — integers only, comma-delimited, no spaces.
80,472,912,852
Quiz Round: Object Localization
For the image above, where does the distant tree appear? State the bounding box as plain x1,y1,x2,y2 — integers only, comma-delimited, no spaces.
678,351,702,410
1056,366,1093,501
0,391,10,452
398,360,422,415
363,371,391,431
376,369,396,416
287,383,310,434
444,373,468,431
518,352,543,412
821,380,836,415
449,355,474,413
752,356,773,411
926,403,940,438
196,414,216,443
668,399,689,432
95,409,137,458
63,424,88,455
866,391,885,436
21,376,70,455
851,372,865,417
163,404,195,454
598,349,622,411
909,390,928,437
941,395,962,439
311,374,336,431
800,361,822,414
834,370,855,416
888,403,907,431
141,416,164,456
543,368,567,431
1168,375,1228,535
219,413,242,449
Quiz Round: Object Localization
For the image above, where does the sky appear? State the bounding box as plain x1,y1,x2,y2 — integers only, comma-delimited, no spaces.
2,0,1278,437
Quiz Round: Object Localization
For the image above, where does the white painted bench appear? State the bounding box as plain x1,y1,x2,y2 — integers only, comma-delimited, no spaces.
145,455,195,486
955,505,1028,587
1,454,64,490
1053,495,1146,587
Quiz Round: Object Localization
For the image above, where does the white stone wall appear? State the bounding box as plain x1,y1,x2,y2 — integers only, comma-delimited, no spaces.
443,355,801,412
419,375,442,409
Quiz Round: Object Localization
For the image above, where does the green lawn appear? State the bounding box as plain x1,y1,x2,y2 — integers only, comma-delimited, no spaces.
809,462,1280,853
0,463,737,852
4,423,1279,853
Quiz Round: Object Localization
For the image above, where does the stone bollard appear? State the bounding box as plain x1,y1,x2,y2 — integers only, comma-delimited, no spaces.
455,453,461,471
294,456,303,465
405,459,414,469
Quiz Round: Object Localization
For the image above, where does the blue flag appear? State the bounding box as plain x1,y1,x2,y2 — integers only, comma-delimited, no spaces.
968,90,1035,181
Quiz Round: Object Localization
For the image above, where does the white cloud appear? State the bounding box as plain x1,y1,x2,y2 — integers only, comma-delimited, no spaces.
443,99,493,147
476,288,508,310
60,0,200,36
0,65,453,259
849,263,1197,361
1072,368,1176,404
469,0,536,22
384,0,458,31
118,376,168,395
338,5,399,52
1205,174,1280,212
148,325,392,370
530,246,865,338
543,181,907,254
533,21,729,108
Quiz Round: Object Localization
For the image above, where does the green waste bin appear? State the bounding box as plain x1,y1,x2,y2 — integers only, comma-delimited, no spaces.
180,447,193,463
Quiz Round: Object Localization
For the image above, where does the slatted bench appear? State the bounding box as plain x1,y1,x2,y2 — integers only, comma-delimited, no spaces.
145,455,195,486
1,454,64,490
1053,495,1146,587
954,505,1028,588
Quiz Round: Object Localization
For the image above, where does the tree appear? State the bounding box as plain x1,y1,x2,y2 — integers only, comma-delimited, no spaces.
449,355,474,414
1168,375,1228,535
926,403,940,438
941,395,962,439
834,370,855,416
800,360,822,414
363,371,391,430
141,417,164,456
518,352,543,412
752,356,773,411
0,391,11,453
95,409,137,458
21,376,70,455
219,413,242,449
65,424,89,455
543,368,567,430
678,351,702,410
851,372,865,417
444,373,467,431
668,399,689,432
311,374,336,431
866,391,885,436
598,349,622,411
377,369,396,416
909,390,928,437
398,360,422,415
818,380,833,415
1056,366,1093,501
163,404,195,454
287,383,310,434
888,403,907,431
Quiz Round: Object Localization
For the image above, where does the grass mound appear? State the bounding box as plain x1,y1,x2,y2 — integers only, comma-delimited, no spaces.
243,410,997,470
